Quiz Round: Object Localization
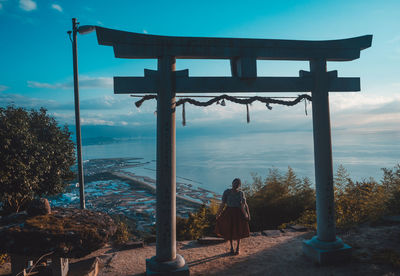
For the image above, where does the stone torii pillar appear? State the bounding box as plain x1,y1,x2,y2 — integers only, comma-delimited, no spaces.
301,59,352,263
95,26,372,272
151,55,187,270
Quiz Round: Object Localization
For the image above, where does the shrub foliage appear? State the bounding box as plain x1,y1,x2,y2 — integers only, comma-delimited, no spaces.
297,164,400,229
176,164,400,240
176,200,219,241
243,167,315,231
0,106,75,213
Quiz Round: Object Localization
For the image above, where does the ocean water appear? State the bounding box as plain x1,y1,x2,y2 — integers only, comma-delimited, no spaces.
81,130,400,194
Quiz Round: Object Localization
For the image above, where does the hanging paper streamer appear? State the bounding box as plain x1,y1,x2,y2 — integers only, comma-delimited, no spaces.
246,104,250,123
182,102,186,126
304,99,308,116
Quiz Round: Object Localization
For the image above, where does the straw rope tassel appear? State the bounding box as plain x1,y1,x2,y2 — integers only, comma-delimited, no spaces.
304,99,308,116
246,104,250,123
182,102,186,126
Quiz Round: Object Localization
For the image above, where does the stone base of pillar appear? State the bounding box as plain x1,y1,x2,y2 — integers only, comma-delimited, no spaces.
146,254,189,276
302,236,352,265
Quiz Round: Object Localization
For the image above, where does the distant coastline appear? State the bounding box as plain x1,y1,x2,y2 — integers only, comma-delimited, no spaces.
51,157,219,231
111,171,205,207
80,132,400,193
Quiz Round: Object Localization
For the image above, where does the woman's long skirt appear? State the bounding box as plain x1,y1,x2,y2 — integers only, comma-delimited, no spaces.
215,207,250,240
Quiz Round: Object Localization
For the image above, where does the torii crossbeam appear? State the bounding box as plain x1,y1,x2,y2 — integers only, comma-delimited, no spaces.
96,26,372,275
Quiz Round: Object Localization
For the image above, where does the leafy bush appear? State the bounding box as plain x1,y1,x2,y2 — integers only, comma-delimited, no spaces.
114,221,131,245
0,253,9,266
295,209,317,229
335,178,387,229
0,106,75,213
175,164,400,238
243,167,315,231
295,164,400,230
110,214,139,244
176,200,219,241
381,164,400,214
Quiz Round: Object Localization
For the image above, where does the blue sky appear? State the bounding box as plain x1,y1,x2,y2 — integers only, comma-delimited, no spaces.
0,0,399,151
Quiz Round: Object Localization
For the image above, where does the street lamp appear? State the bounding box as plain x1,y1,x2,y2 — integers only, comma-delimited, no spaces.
68,18,95,209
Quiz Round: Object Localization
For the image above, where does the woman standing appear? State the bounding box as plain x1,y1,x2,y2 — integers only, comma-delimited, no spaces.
215,178,250,255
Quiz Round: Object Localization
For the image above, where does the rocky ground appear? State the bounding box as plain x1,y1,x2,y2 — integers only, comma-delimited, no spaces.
3,223,399,276
93,224,400,275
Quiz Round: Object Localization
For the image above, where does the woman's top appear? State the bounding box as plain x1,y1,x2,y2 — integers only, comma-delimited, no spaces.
222,189,246,208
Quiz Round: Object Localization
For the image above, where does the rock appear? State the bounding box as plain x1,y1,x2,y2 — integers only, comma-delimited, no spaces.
197,237,226,245
0,211,28,224
69,257,99,276
288,224,308,232
27,198,51,216
382,215,400,224
144,235,156,244
117,241,144,251
261,230,282,237
250,232,262,236
0,207,117,258
280,228,296,233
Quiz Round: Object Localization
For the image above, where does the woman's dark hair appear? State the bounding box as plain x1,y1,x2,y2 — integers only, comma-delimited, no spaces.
232,178,241,190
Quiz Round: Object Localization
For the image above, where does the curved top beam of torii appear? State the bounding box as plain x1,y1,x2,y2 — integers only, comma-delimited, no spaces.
96,26,372,61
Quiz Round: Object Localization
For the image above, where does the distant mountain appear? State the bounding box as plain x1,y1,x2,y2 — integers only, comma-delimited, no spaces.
66,120,313,146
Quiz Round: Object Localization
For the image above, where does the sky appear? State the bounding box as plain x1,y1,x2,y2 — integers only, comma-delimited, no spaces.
0,0,399,179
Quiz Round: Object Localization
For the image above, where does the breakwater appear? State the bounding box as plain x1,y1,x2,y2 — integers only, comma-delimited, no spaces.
50,158,220,232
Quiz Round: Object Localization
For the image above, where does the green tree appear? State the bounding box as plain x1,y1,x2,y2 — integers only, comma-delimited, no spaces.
381,164,400,214
334,164,352,196
335,178,387,228
297,165,392,230
0,106,75,212
176,200,219,240
246,167,315,231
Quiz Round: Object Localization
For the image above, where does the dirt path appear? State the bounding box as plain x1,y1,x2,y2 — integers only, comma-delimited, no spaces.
2,225,400,275
83,225,400,275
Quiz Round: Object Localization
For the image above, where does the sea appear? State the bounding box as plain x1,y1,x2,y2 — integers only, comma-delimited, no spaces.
81,130,400,194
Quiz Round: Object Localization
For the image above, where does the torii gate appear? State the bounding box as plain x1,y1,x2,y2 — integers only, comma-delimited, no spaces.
96,27,372,275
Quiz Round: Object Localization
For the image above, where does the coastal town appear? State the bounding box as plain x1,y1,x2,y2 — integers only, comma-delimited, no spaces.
50,158,220,232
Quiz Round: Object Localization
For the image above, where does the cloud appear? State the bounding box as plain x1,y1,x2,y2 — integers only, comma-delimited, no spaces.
143,30,148,34
0,93,60,110
0,85,8,92
327,94,400,133
2,88,399,132
51,4,62,12
19,0,36,11
368,99,400,115
80,118,115,126
80,76,113,89
330,93,400,112
27,76,113,90
0,93,135,126
27,81,62,89
79,95,132,110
